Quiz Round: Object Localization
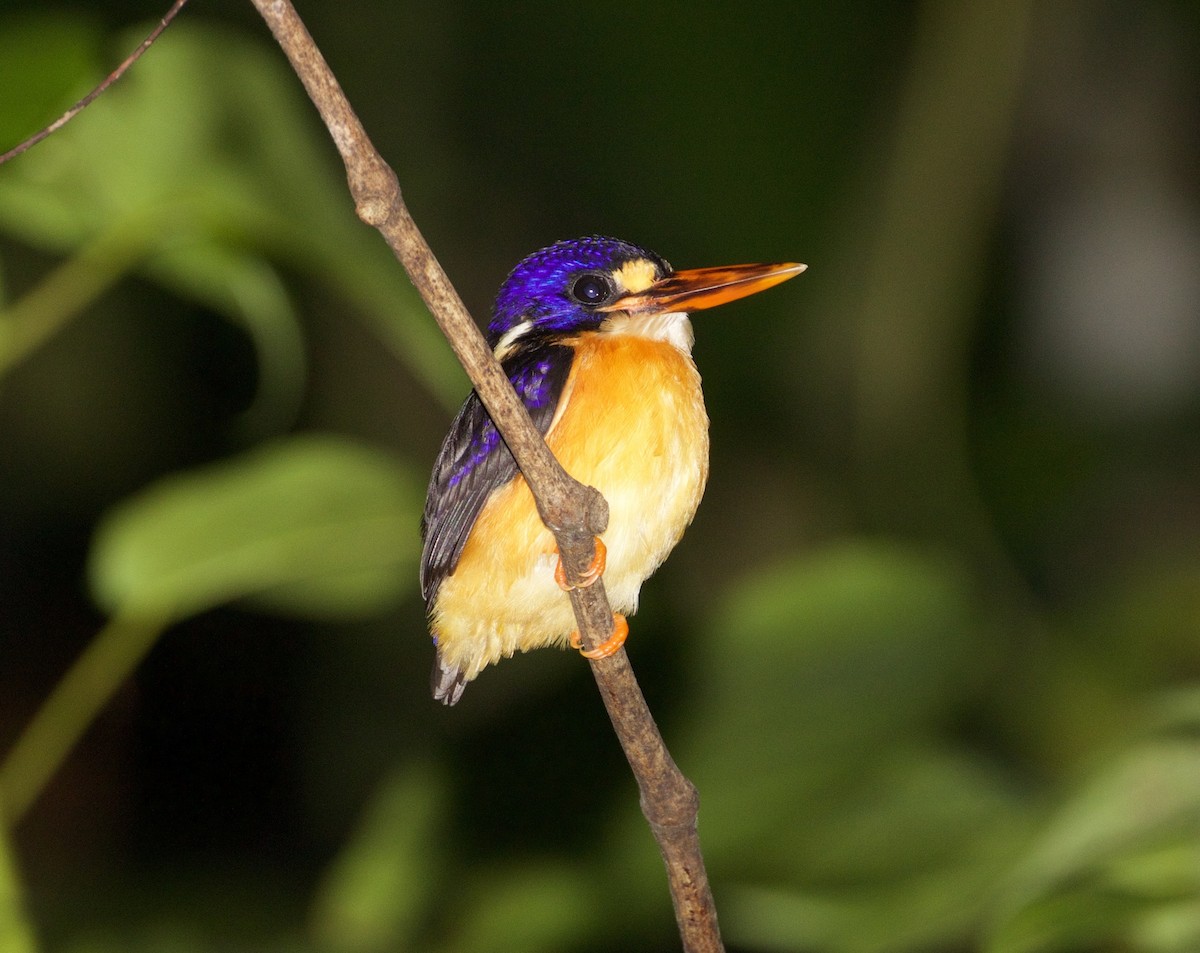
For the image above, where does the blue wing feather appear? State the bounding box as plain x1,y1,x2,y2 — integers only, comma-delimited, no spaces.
420,342,575,607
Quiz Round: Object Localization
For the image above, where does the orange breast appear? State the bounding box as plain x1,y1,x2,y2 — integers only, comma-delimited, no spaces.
429,331,709,681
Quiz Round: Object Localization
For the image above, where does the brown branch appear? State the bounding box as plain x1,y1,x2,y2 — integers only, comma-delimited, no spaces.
246,2,723,948
0,0,193,167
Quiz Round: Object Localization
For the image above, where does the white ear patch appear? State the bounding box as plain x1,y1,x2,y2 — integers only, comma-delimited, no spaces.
493,320,533,360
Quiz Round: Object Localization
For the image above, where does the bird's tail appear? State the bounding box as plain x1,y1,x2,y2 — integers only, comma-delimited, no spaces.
431,651,469,705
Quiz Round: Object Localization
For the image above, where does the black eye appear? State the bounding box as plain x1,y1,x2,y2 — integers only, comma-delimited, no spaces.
570,274,611,306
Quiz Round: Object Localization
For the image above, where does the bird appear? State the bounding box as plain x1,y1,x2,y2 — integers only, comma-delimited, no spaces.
420,236,805,704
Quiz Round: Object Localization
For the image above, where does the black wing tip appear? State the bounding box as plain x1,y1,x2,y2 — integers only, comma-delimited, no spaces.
431,654,469,706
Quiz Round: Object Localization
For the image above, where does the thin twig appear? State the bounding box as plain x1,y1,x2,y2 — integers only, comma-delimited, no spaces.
0,0,193,167
246,2,723,948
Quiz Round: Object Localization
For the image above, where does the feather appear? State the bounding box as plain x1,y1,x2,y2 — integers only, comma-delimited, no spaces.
419,341,575,606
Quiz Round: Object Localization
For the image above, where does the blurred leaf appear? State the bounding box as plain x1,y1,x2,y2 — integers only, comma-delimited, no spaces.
0,799,39,953
726,865,996,953
716,747,1031,953
987,887,1150,953
1149,684,1200,736
680,540,990,857
310,764,446,953
1130,899,1200,953
987,739,1200,953
699,539,985,732
1106,841,1200,900
1007,562,1200,774
0,17,312,426
601,541,1028,951
440,864,595,953
88,435,422,622
144,235,306,436
0,17,461,409
781,747,1030,884
998,741,1200,905
0,12,99,147
1069,559,1200,687
985,889,1200,953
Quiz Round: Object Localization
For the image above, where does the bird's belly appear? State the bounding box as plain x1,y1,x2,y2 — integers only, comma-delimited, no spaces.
430,334,709,679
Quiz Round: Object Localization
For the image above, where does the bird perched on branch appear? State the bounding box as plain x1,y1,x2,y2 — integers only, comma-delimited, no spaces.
420,236,805,704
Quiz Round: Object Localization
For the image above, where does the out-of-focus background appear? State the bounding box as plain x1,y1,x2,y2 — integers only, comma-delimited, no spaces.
1,1,1198,951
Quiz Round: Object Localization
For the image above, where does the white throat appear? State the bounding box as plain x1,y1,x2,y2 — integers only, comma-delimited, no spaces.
602,311,695,353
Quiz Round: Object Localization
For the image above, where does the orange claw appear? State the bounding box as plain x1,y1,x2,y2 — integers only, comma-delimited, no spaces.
554,537,607,592
569,613,629,660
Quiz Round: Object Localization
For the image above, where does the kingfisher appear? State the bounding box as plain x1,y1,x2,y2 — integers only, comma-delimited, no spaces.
420,236,804,705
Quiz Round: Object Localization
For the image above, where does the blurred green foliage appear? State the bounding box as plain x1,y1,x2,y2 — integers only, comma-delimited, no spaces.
1,1,1198,952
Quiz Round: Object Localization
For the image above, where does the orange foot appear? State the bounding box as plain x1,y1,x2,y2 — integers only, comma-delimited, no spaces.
570,613,629,660
554,537,607,592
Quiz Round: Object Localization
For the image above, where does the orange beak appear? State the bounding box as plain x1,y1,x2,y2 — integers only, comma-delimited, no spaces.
603,260,806,316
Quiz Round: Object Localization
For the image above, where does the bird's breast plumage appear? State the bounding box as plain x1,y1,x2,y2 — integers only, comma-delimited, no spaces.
428,323,709,682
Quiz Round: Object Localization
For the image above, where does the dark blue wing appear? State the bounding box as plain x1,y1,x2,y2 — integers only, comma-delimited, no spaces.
420,342,575,606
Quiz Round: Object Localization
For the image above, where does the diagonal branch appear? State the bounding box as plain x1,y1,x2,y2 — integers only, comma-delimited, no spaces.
246,2,723,949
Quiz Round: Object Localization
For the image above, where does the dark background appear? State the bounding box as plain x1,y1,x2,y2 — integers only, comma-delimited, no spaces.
1,1,1199,951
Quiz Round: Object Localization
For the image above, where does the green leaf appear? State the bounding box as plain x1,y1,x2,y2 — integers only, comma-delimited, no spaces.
698,540,986,736
87,435,422,623
0,17,462,408
0,793,39,953
713,746,1032,953
1130,899,1200,953
987,740,1200,953
0,12,100,149
679,541,990,854
444,864,595,953
310,764,446,953
145,237,307,436
601,542,1029,951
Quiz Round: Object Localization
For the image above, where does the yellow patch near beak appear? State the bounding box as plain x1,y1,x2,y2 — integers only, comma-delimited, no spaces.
613,258,659,295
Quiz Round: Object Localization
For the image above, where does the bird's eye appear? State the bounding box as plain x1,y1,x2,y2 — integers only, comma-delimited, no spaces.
570,274,612,306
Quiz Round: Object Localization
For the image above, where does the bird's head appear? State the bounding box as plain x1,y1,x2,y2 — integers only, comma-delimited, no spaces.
488,236,805,359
